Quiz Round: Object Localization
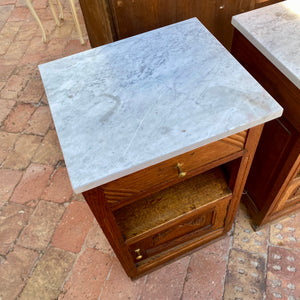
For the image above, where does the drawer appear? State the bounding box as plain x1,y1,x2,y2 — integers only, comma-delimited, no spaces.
102,130,247,208
127,196,230,263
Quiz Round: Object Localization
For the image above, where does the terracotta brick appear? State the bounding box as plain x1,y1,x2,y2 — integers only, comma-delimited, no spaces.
0,169,23,207
233,204,269,254
19,247,75,300
0,21,22,40
266,246,300,300
17,200,65,250
41,167,73,203
72,192,86,202
19,78,44,103
15,22,38,41
52,23,74,39
41,93,48,105
0,5,13,19
0,99,15,124
32,0,48,9
3,134,42,169
85,219,113,255
8,7,29,22
0,81,6,91
10,163,54,204
270,213,300,249
63,39,90,56
101,257,146,300
32,129,63,165
141,256,189,300
3,40,29,62
24,36,47,56
0,202,32,255
16,0,26,6
0,131,18,165
199,233,231,258
24,105,51,135
43,38,68,58
14,63,37,77
182,250,227,300
0,64,15,81
0,39,11,56
223,248,266,300
20,52,44,64
28,7,55,21
35,19,56,37
1,0,16,8
51,200,94,253
0,74,27,99
60,248,112,300
0,245,39,300
4,103,35,132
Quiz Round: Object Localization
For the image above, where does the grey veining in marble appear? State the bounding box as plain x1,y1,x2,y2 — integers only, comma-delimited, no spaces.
39,18,282,193
232,0,300,89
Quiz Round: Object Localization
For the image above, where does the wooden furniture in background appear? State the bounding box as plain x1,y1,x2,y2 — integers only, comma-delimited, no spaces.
231,2,300,227
78,0,283,49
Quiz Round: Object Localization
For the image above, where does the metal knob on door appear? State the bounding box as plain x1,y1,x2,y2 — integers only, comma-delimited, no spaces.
134,248,143,260
176,163,187,177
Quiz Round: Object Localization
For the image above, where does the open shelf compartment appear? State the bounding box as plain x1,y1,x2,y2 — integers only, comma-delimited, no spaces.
113,166,232,243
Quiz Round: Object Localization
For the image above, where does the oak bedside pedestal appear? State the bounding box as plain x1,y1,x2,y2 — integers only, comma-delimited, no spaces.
231,0,300,228
39,18,282,278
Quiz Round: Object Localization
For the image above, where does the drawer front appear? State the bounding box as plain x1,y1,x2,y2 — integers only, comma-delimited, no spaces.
128,197,230,263
102,131,247,208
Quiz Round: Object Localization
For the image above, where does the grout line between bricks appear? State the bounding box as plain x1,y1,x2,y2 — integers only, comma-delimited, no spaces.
179,254,192,300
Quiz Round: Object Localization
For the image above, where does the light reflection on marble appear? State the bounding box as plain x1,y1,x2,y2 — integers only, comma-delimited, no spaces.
39,18,282,193
232,0,300,89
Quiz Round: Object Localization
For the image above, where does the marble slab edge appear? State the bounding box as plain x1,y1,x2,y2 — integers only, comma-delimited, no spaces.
73,110,282,194
231,16,300,90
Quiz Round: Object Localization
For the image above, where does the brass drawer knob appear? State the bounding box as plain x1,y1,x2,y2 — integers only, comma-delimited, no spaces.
134,248,143,260
176,163,187,177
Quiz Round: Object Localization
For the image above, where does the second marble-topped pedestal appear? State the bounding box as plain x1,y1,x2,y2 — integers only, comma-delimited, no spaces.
232,0,300,227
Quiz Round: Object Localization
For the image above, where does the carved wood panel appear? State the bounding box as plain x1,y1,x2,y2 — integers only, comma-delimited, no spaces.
103,131,247,209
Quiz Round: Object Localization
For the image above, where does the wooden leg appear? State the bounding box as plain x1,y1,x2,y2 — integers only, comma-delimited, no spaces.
49,0,62,26
25,0,47,43
68,0,85,44
56,0,64,20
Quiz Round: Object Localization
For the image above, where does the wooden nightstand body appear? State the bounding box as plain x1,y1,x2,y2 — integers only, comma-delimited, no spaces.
83,126,263,277
39,18,282,278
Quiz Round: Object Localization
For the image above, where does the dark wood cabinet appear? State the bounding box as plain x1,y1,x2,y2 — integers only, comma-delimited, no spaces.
79,0,283,50
231,30,300,227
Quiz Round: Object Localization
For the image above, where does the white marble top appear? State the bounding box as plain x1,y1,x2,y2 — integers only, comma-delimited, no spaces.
232,0,300,89
39,18,282,193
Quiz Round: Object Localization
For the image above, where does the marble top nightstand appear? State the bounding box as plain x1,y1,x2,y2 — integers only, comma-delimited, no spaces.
39,18,282,194
40,18,282,277
232,0,300,89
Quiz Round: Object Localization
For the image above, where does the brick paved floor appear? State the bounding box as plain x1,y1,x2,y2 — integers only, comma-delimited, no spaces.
0,1,300,299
